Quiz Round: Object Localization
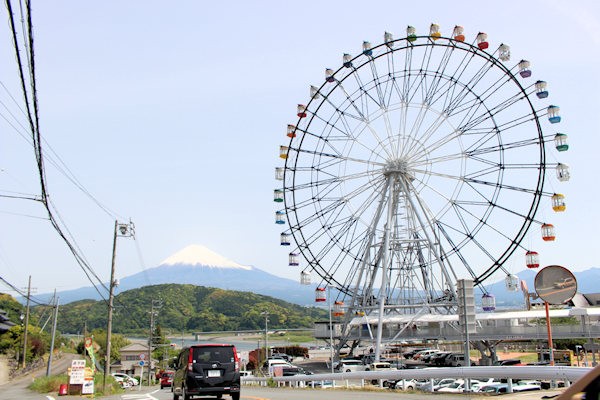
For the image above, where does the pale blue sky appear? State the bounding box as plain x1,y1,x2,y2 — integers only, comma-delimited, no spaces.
1,0,599,296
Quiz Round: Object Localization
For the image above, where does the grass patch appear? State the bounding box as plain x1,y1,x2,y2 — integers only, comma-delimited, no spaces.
29,374,68,393
28,373,124,396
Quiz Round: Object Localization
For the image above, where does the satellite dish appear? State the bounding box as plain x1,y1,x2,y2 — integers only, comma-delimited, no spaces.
534,265,577,305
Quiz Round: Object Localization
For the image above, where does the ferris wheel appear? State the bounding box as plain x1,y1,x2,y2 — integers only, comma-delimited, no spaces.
274,24,569,320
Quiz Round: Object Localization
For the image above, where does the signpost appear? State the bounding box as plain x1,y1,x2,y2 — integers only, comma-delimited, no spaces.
138,353,145,391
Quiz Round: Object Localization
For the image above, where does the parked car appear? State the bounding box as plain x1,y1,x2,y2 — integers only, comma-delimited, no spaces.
421,350,443,363
479,383,509,394
111,374,131,388
365,361,396,372
403,348,427,359
385,378,416,390
496,358,524,366
111,373,138,386
281,366,312,376
412,349,439,360
172,343,240,400
437,379,481,393
417,378,457,392
159,371,174,389
263,358,293,370
446,353,466,367
366,362,396,385
513,380,542,391
334,359,366,373
429,351,451,365
270,353,293,362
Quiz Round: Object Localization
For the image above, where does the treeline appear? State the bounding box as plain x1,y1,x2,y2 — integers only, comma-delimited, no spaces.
42,284,328,335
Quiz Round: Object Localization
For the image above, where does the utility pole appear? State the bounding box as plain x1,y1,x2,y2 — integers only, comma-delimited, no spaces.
21,275,31,369
46,294,59,376
149,308,154,385
148,299,162,385
260,312,269,361
103,220,134,392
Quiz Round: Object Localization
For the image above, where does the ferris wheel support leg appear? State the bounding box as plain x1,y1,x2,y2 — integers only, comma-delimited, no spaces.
400,178,456,293
374,178,397,361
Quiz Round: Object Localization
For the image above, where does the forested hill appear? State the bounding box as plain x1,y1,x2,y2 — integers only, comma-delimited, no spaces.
51,284,328,335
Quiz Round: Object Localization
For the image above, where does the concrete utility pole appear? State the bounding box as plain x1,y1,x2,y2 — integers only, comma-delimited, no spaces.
104,220,119,392
46,294,59,376
103,220,135,392
21,275,31,369
261,312,269,361
148,299,162,385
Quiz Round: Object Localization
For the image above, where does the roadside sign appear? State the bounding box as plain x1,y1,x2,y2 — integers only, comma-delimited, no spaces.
139,353,146,360
69,360,86,385
139,360,145,366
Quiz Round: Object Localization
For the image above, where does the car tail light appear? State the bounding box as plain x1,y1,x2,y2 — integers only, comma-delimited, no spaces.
188,349,194,372
234,349,240,372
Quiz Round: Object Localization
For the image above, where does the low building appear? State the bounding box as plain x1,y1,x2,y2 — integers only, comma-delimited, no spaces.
116,342,156,378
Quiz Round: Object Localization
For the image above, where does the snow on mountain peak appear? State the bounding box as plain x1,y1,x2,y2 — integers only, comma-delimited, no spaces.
159,245,252,270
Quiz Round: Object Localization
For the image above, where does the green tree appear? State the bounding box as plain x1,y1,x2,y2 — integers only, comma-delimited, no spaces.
87,328,130,367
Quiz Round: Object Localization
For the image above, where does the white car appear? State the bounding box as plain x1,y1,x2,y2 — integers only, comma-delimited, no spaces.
391,379,417,390
111,372,138,386
417,378,456,392
513,380,542,392
365,361,396,371
334,359,365,373
437,379,481,393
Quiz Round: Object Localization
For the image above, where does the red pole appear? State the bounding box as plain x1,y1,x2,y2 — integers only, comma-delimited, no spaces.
545,301,554,366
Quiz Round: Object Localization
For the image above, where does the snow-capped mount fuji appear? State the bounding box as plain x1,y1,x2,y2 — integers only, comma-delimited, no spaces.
160,245,252,270
42,245,316,305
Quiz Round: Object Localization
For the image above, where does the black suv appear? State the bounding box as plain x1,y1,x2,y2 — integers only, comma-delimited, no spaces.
172,344,240,400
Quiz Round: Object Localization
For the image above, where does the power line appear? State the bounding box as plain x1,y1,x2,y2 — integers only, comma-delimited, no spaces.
0,275,48,306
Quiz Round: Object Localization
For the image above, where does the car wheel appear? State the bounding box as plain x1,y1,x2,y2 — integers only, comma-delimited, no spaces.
231,393,240,400
161,385,164,389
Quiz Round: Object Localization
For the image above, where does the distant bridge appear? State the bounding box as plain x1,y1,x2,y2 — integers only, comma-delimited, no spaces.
191,328,311,341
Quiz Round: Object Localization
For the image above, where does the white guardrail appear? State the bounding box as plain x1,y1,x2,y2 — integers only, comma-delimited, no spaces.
243,366,592,387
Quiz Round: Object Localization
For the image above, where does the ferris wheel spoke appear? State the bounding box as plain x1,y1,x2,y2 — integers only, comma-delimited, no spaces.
436,222,478,280
444,63,494,116
349,65,385,113
402,106,451,159
326,81,398,160
290,168,376,192
293,145,386,168
367,57,387,107
423,45,455,104
456,94,531,133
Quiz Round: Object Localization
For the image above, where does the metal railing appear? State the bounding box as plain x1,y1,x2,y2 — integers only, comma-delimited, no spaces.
243,365,591,390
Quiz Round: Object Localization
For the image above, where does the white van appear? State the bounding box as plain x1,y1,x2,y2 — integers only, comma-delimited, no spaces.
264,359,292,368
447,353,466,367
334,359,365,373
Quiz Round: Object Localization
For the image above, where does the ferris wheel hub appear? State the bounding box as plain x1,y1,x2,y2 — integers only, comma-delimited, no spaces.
383,159,414,181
